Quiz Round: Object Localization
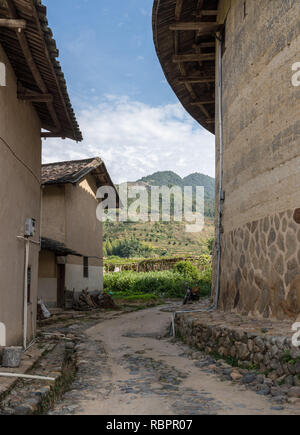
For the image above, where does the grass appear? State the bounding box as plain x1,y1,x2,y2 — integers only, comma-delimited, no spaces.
112,292,158,302
111,292,164,311
104,263,212,299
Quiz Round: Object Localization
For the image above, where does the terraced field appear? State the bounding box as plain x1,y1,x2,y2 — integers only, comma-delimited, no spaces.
103,219,215,257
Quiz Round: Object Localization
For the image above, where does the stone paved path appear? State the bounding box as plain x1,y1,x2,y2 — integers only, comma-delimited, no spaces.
49,305,299,415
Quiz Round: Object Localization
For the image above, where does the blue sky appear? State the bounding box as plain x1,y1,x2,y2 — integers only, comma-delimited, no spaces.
43,0,215,183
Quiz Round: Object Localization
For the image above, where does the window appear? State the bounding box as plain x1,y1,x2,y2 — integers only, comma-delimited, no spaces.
243,1,247,19
27,267,31,303
83,257,89,278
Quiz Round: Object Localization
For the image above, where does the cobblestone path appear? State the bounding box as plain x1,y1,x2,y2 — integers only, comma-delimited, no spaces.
49,306,298,415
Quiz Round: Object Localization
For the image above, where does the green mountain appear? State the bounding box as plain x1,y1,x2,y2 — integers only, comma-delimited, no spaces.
103,171,215,258
138,170,214,197
183,173,215,200
139,171,184,188
135,170,215,218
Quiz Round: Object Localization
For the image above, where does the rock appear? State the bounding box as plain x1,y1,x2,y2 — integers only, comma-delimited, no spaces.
276,367,285,377
288,397,300,405
264,354,271,366
254,337,265,351
195,360,210,368
287,387,300,398
270,359,280,371
2,347,23,368
272,396,286,404
247,340,254,352
242,373,257,384
285,375,295,386
264,378,273,386
223,368,233,376
237,343,249,360
270,345,279,358
271,386,288,397
288,364,297,375
14,405,32,415
256,374,265,384
295,362,300,374
1,407,14,415
294,375,300,387
218,346,226,356
276,337,287,350
231,370,243,382
268,371,278,381
256,387,270,396
230,347,237,358
290,348,300,359
223,374,233,381
234,330,243,341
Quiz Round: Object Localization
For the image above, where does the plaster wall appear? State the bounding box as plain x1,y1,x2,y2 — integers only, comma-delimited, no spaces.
0,43,41,345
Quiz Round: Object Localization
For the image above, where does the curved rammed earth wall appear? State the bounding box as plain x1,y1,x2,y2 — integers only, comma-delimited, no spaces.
216,0,300,319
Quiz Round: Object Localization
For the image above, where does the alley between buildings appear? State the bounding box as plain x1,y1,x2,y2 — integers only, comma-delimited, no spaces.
48,305,298,415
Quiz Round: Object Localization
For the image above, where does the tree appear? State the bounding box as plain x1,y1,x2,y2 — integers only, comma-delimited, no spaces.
106,238,154,259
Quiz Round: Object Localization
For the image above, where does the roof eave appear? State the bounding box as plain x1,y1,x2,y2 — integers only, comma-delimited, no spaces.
0,0,82,142
42,158,120,209
152,0,220,134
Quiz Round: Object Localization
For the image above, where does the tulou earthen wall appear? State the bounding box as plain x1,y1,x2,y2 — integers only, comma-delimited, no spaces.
214,0,300,319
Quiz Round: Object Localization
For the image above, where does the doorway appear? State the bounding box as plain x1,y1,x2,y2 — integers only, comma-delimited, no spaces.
57,264,65,308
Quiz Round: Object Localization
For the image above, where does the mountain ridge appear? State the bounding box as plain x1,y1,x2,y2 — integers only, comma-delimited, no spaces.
104,170,215,258
135,170,215,201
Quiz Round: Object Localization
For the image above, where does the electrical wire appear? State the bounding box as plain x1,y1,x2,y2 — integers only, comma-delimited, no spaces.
0,135,40,184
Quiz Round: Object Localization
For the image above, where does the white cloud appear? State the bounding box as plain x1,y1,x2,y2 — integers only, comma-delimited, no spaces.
42,95,215,184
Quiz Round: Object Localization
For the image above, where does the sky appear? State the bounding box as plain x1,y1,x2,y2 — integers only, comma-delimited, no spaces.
42,0,215,183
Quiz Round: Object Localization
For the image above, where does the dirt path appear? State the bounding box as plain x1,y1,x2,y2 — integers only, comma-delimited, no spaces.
50,305,299,415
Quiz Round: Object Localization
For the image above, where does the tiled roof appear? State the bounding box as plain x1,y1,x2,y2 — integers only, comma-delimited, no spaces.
42,157,120,208
42,158,101,185
0,0,82,141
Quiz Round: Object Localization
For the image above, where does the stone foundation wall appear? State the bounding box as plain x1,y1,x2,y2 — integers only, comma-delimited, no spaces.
220,209,300,320
175,313,300,383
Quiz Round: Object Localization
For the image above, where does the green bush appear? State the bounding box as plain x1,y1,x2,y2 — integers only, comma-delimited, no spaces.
198,264,212,296
206,237,215,255
104,238,154,258
105,270,191,298
173,260,200,281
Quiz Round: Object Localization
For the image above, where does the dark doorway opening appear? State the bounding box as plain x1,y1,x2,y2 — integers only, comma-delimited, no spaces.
57,263,66,308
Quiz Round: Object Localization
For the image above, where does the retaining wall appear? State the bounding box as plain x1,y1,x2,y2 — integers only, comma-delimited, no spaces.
175,313,300,383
